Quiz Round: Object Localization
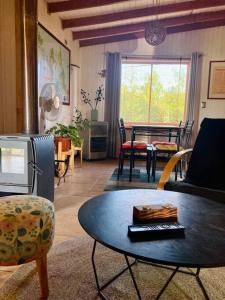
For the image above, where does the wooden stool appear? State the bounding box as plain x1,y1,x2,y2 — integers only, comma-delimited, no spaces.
0,195,54,299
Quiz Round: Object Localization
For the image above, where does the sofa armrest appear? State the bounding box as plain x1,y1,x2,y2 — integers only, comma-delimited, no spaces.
157,149,193,190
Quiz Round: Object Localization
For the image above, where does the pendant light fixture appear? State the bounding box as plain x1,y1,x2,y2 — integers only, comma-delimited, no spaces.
145,0,167,46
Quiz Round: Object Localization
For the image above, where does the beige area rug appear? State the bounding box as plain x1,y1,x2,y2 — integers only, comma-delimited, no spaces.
1,236,225,300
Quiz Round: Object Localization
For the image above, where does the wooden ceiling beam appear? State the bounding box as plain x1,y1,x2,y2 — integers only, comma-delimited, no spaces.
48,0,129,13
63,0,225,28
80,32,142,47
73,10,225,40
79,18,225,47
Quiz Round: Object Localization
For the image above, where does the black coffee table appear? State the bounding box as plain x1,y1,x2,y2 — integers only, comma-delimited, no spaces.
78,189,225,299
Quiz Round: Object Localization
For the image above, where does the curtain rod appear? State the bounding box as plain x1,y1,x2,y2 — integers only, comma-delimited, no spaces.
121,54,191,60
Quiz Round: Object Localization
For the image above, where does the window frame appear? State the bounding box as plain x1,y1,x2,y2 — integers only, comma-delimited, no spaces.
120,57,191,126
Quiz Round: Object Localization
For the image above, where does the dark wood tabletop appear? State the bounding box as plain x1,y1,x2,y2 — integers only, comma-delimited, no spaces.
130,124,182,140
78,189,225,268
125,124,183,130
132,124,182,130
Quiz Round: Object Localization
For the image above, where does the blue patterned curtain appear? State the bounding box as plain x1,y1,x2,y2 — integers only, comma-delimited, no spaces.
104,52,121,158
187,52,202,143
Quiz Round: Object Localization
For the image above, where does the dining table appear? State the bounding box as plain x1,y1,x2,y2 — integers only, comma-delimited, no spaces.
130,123,182,140
128,123,183,181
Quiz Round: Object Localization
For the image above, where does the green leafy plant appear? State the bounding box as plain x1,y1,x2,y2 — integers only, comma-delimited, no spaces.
72,108,89,131
46,108,89,147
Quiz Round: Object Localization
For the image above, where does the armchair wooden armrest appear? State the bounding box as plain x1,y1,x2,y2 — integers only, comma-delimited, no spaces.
157,149,193,190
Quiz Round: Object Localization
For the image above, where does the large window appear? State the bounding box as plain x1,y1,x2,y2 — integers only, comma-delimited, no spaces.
120,59,190,124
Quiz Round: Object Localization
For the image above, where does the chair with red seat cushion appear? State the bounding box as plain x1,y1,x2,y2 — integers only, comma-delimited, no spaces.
151,120,194,181
117,118,148,180
122,141,147,150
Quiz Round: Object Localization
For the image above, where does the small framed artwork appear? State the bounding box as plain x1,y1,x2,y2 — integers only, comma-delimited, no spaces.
37,23,70,105
208,60,225,99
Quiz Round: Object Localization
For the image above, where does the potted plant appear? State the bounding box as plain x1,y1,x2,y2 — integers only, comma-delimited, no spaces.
46,108,89,151
46,123,73,152
71,107,89,137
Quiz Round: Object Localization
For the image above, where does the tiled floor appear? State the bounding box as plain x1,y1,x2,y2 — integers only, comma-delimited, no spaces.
0,159,118,287
54,159,117,244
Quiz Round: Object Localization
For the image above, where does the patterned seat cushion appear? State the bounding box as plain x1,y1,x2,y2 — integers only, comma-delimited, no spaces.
152,141,181,151
152,141,176,146
0,195,54,266
122,141,147,150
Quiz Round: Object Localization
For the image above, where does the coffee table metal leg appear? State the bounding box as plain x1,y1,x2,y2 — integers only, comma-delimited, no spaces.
92,243,210,300
91,241,137,299
195,268,210,300
91,240,102,293
124,255,142,300
138,261,210,300
155,266,179,299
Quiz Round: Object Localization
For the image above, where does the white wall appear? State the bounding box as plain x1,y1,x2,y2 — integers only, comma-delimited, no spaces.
38,0,80,128
80,26,225,125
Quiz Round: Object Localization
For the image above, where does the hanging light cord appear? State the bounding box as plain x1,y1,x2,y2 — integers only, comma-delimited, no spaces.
145,0,166,46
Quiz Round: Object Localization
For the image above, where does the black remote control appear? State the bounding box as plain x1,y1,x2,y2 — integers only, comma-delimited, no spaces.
128,222,185,239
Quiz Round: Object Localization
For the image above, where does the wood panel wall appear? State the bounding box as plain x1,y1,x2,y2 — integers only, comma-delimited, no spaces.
0,0,23,134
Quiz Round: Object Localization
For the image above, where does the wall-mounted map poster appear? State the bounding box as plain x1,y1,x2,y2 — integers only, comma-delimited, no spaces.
38,23,70,105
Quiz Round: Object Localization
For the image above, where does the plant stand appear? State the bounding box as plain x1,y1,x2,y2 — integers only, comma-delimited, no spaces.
74,143,83,167
56,141,75,172
54,136,71,152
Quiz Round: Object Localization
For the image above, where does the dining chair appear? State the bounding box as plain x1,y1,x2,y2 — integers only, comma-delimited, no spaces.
150,120,194,181
182,120,194,149
117,118,149,181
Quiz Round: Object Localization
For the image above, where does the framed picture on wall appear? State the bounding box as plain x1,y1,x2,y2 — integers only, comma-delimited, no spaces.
208,60,225,99
37,23,70,105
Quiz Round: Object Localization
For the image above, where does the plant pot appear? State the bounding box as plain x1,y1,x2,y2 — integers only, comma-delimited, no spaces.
54,137,71,152
91,109,98,121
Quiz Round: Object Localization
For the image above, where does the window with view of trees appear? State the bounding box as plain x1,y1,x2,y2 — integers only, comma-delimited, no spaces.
120,60,190,124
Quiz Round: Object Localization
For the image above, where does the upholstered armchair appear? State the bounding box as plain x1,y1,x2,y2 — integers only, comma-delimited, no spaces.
157,118,225,203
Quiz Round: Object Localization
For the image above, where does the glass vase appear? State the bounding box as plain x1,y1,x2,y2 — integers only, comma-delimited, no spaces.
91,109,98,121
